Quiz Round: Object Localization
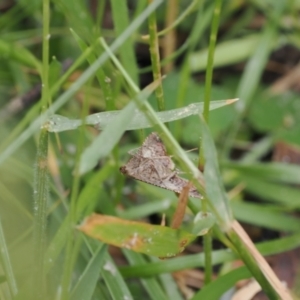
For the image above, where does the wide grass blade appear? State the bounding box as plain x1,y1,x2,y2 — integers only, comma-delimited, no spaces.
46,99,238,132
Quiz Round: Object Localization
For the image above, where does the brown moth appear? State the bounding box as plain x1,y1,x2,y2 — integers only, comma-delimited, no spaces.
120,132,202,199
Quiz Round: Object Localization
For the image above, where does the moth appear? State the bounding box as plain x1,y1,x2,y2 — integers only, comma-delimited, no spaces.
120,132,202,199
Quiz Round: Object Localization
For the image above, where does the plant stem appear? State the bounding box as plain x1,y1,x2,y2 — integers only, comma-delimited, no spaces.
202,226,212,284
33,129,49,299
174,0,209,139
198,0,223,285
228,222,282,299
163,0,178,73
60,82,90,300
202,0,222,124
147,0,165,112
32,0,50,298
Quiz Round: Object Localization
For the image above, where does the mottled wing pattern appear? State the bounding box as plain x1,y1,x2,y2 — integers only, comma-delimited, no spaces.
141,132,168,157
120,132,202,199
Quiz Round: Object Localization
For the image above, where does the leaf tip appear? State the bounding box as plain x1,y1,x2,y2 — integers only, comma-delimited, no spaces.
226,98,239,105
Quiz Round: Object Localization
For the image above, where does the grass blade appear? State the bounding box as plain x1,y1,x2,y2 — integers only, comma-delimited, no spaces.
0,216,18,296
47,99,238,132
70,244,107,300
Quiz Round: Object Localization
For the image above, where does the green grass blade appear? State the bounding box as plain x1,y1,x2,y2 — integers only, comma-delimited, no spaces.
201,116,232,225
159,272,183,300
191,267,251,300
120,233,300,277
101,253,133,300
224,162,300,185
0,216,18,296
44,217,69,273
117,199,172,220
0,39,41,73
76,163,116,218
32,129,49,300
45,162,114,273
47,99,238,132
70,244,107,300
123,250,169,300
241,176,300,209
189,34,261,72
232,201,300,232
111,0,139,84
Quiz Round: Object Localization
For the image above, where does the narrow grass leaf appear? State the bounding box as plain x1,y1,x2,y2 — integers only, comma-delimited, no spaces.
76,163,116,218
33,129,49,300
0,39,41,73
70,244,107,300
191,266,251,300
101,252,133,300
158,271,184,300
241,176,300,209
45,163,114,273
232,201,300,232
117,199,172,220
48,58,62,93
123,250,169,300
70,28,115,106
224,162,300,185
120,249,232,278
45,218,69,273
111,0,139,84
0,216,18,296
201,116,232,225
189,34,261,72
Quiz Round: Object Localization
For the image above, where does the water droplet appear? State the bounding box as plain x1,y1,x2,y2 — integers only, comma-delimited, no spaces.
162,199,170,208
103,261,116,275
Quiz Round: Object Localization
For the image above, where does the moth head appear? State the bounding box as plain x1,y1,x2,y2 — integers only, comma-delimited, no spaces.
119,166,127,174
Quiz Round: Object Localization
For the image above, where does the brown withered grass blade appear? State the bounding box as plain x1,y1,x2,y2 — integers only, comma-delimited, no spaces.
171,182,192,229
